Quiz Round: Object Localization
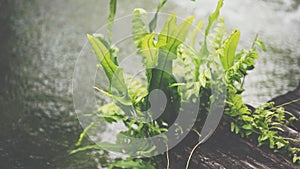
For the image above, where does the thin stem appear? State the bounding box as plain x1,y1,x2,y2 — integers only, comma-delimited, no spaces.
251,34,259,48
166,144,170,169
192,128,201,137
194,64,200,82
280,137,300,143
185,132,211,169
273,98,300,109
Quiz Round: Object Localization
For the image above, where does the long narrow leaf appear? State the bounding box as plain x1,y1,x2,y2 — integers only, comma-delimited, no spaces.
153,15,194,90
108,0,117,42
140,33,158,68
149,0,168,32
70,145,102,154
87,34,127,94
220,30,240,70
132,8,148,47
189,20,204,47
200,0,224,57
88,34,136,117
205,0,224,37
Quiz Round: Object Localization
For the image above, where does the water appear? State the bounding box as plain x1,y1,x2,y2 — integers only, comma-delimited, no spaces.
0,0,299,169
170,0,300,106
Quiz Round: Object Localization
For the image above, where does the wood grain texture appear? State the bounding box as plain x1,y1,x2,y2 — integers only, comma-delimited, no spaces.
165,83,300,169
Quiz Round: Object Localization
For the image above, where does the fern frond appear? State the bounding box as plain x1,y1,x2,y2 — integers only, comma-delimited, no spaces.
209,17,227,51
132,8,149,48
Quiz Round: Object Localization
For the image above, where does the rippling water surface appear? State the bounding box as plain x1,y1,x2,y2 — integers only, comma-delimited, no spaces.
0,0,299,168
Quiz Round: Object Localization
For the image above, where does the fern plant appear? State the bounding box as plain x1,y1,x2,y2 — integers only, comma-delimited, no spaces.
72,0,300,168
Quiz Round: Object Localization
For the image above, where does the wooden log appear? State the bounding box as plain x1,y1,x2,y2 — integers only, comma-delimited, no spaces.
165,84,300,169
270,82,300,130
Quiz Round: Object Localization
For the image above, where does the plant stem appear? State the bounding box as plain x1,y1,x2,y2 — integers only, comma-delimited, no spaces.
185,132,211,169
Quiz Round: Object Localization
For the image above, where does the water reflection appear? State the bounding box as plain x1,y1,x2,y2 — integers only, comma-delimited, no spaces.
0,0,299,168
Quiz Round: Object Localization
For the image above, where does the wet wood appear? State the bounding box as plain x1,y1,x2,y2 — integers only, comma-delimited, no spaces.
270,82,300,130
167,83,300,169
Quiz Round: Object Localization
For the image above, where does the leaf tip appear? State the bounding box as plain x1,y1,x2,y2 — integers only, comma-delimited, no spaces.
87,34,93,40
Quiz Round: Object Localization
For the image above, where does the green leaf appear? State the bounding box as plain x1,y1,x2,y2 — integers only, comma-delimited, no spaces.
275,141,285,149
235,125,240,134
199,0,224,58
125,74,148,104
97,102,125,123
150,14,194,90
220,30,240,70
205,0,224,37
270,126,284,132
70,145,102,154
136,145,157,156
108,0,117,42
87,34,127,95
100,113,125,123
157,14,195,53
132,8,148,47
241,124,252,130
259,133,269,142
293,155,300,163
94,86,113,98
88,34,136,117
92,34,118,64
269,134,275,149
98,102,121,115
188,20,204,47
241,115,253,122
139,33,158,68
245,130,252,137
230,122,235,132
254,37,267,52
75,120,101,146
210,17,226,50
149,0,168,32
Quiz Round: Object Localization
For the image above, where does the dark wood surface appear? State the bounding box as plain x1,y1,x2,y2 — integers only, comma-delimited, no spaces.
167,83,300,169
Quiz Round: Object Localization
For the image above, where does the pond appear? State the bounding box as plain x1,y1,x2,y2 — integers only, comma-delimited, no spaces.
0,0,299,168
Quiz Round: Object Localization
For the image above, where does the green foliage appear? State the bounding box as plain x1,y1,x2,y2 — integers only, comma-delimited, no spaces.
209,17,226,50
219,30,240,70
205,0,224,38
150,14,194,86
87,34,127,94
108,0,117,42
149,0,168,32
200,0,224,58
224,36,300,163
132,8,148,48
73,0,300,167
